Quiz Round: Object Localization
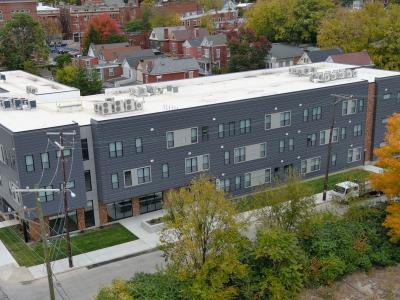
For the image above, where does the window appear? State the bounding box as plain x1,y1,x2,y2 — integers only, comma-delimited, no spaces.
341,127,347,139
191,128,198,143
310,157,321,171
234,147,246,163
25,155,34,172
109,68,114,77
342,99,357,115
162,164,169,178
350,100,357,114
359,99,365,112
312,106,322,120
137,167,151,184
224,151,230,165
84,170,92,191
265,169,271,183
135,138,143,153
124,170,132,187
41,153,50,169
332,128,339,142
229,122,235,136
397,92,400,103
280,111,291,127
185,157,198,174
303,109,309,122
202,155,209,170
307,133,316,147
39,185,54,202
56,148,72,158
342,101,348,115
265,114,271,130
166,132,174,148
320,128,339,145
202,126,209,141
219,179,230,192
61,180,75,190
216,48,221,58
109,142,123,158
239,119,251,134
81,139,89,160
218,124,225,138
235,176,241,190
260,143,266,158
111,173,119,189
331,153,337,166
244,173,251,188
301,157,321,174
204,48,210,58
383,93,391,100
288,138,294,151
348,147,362,163
353,124,362,136
279,140,285,153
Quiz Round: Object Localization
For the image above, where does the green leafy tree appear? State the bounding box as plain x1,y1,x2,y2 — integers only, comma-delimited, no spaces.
56,65,102,96
22,60,39,75
160,175,248,300
54,54,73,69
0,13,49,70
253,229,307,299
258,170,316,231
149,11,181,28
126,20,145,32
198,0,224,11
228,27,271,73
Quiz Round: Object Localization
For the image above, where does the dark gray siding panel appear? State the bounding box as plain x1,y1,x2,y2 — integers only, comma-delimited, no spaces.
14,124,87,217
373,76,400,153
0,124,20,211
92,81,368,203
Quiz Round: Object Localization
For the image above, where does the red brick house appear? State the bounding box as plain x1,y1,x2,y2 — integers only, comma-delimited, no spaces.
169,27,209,56
183,34,229,75
137,57,200,84
149,26,186,53
0,0,37,26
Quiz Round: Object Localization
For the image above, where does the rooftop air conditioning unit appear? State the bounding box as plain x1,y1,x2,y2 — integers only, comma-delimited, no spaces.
134,100,144,111
345,69,353,78
124,99,135,111
101,101,115,115
114,100,125,113
129,87,137,95
330,71,338,81
323,72,331,82
12,98,23,110
338,69,346,79
317,72,324,82
2,99,11,109
94,103,101,113
28,100,36,109
105,97,115,102
172,86,179,93
352,69,357,77
166,85,172,92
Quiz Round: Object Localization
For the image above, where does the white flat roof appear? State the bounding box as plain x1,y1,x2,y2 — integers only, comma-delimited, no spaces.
0,63,399,133
0,70,78,98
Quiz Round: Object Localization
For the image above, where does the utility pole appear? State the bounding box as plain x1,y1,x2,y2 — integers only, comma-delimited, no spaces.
13,187,60,300
322,94,352,201
47,130,76,268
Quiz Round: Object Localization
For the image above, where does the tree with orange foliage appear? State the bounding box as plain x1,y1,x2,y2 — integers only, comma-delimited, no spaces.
370,113,400,243
82,14,126,54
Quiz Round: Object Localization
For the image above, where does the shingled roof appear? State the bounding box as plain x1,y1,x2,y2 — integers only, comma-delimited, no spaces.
269,43,304,59
143,57,199,75
306,48,343,63
326,51,374,67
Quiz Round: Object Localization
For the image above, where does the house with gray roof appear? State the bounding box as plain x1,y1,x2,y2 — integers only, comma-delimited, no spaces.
266,43,304,68
121,49,157,82
137,57,200,84
298,48,343,64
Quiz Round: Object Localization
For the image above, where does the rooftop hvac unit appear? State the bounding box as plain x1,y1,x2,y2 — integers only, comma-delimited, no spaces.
0,74,6,81
323,72,331,82
172,86,179,93
1,99,11,109
352,69,357,77
124,99,135,111
100,101,115,115
28,100,36,109
135,100,144,111
338,69,346,79
26,85,38,94
317,72,324,82
129,87,137,95
105,97,115,102
12,98,23,110
146,85,156,95
136,86,147,97
94,103,101,113
114,100,125,113
166,85,172,92
330,71,338,81
345,69,353,78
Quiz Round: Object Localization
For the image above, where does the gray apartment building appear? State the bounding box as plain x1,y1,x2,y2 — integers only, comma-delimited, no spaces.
0,63,399,240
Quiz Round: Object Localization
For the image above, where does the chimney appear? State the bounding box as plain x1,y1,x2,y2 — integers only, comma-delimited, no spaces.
164,28,169,40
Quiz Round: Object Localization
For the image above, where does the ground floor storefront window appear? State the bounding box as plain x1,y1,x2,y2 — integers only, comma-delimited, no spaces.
85,200,95,228
49,211,78,236
107,200,132,222
139,192,163,214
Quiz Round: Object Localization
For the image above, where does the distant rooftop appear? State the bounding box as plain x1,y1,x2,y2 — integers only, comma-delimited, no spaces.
0,63,399,133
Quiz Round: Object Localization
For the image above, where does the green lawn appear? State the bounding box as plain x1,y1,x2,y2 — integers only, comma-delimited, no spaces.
234,169,370,213
0,223,138,267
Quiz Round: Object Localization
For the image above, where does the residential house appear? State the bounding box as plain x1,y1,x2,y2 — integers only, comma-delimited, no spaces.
127,31,149,48
0,0,37,26
137,57,200,83
266,43,304,68
326,51,374,67
198,34,229,75
297,48,343,64
182,38,203,59
169,28,209,56
149,26,186,53
121,49,157,82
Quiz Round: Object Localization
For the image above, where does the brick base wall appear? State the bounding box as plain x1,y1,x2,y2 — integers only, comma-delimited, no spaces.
28,217,49,241
132,197,140,216
99,201,108,225
365,82,377,161
77,208,85,230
